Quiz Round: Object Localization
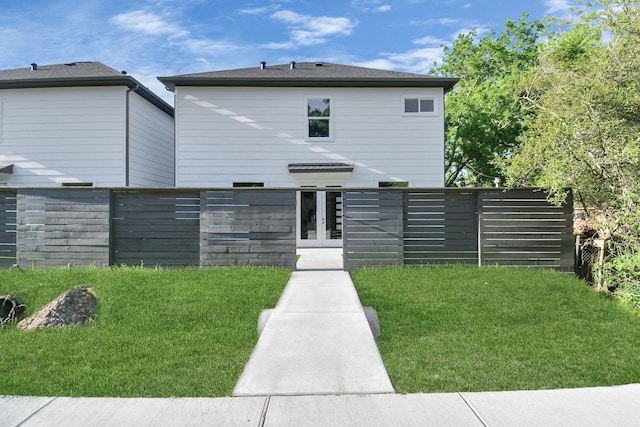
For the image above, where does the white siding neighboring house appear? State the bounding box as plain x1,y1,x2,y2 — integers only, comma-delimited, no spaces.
0,62,174,187
159,62,458,247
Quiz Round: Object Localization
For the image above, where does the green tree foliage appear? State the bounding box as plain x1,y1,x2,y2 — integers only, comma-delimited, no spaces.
433,15,545,186
506,0,640,254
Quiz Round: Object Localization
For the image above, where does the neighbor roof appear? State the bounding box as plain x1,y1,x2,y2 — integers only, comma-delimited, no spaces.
158,62,459,92
0,62,173,116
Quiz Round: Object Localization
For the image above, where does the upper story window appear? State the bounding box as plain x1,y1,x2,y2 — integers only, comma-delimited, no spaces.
404,97,436,114
307,98,331,139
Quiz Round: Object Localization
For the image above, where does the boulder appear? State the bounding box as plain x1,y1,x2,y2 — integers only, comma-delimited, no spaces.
17,286,97,331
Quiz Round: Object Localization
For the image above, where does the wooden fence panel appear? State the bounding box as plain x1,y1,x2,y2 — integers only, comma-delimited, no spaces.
479,189,574,270
343,190,404,270
0,190,17,267
111,190,200,267
200,190,296,268
17,189,110,267
404,190,478,265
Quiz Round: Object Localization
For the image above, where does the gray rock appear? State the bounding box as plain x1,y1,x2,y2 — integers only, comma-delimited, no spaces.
17,286,97,330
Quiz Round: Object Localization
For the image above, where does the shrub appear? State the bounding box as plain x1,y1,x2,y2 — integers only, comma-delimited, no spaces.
602,251,640,309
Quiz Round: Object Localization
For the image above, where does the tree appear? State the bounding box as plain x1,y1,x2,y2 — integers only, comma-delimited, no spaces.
505,0,640,254
433,15,546,186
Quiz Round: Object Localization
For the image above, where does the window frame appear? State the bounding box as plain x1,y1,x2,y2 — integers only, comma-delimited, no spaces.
305,96,333,141
402,96,437,116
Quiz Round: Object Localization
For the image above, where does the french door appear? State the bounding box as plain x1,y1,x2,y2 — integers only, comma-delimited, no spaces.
298,190,343,247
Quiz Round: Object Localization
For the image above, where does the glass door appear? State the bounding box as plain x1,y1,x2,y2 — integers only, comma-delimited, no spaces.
298,190,343,247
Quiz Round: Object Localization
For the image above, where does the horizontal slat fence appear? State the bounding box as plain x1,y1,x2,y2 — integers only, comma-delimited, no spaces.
0,190,17,267
403,190,478,265
343,188,573,271
342,190,403,268
17,189,110,267
0,188,571,270
200,190,296,268
479,190,574,269
112,190,201,267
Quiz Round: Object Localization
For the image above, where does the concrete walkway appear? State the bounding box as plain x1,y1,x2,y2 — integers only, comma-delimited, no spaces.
233,248,393,396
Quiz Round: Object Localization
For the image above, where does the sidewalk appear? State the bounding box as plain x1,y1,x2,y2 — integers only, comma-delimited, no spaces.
4,384,640,426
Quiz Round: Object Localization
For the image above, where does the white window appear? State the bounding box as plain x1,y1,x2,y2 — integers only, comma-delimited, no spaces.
307,98,332,140
404,97,436,114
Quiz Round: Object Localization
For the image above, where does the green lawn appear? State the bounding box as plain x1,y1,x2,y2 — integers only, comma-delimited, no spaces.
351,266,640,394
0,266,289,397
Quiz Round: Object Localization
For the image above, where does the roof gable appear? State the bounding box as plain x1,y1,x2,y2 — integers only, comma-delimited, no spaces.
0,62,173,116
159,62,458,91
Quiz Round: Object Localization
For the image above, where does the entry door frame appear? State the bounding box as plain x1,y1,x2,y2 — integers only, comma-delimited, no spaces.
296,188,343,248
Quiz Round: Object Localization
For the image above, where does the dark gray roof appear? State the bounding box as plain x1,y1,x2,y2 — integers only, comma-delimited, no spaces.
0,62,173,116
159,62,458,92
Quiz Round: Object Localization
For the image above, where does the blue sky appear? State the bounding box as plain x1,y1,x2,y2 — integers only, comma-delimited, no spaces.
0,0,572,103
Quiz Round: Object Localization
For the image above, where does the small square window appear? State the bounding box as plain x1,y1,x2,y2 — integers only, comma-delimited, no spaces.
420,99,435,112
404,98,419,113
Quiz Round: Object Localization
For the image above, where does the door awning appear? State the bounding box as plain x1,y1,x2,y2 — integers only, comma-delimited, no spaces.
0,164,14,174
288,162,354,173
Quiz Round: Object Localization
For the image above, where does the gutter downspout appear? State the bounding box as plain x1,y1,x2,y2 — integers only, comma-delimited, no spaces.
125,83,139,186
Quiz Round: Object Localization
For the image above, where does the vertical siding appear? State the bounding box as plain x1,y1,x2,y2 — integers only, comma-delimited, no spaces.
128,92,175,187
175,87,445,187
0,87,126,186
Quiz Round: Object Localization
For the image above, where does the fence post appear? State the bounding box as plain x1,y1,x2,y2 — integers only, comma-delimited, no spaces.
477,189,482,267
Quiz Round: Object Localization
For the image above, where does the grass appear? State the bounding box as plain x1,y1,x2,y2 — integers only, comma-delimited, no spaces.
0,266,289,397
351,266,640,394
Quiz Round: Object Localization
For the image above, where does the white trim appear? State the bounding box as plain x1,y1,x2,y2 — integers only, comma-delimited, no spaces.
402,96,438,116
305,96,334,142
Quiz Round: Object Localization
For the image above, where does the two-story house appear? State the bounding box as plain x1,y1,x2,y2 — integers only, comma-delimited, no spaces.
159,61,457,247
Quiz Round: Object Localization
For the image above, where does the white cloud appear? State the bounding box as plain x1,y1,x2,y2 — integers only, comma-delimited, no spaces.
374,5,392,12
268,10,356,47
413,35,448,46
238,6,272,15
181,39,242,56
110,10,189,38
545,0,572,14
384,47,444,74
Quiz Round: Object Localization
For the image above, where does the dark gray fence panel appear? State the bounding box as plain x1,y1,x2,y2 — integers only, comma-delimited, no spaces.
0,190,17,267
111,190,200,267
404,190,478,265
343,190,403,270
200,190,296,268
17,189,110,267
479,189,574,270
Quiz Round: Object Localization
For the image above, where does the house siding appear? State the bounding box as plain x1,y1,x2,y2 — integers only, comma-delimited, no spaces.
128,91,174,186
0,86,126,186
175,86,445,188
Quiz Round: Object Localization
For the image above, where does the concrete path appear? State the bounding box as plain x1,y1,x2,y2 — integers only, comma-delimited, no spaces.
232,261,394,396
295,248,344,270
5,384,640,426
